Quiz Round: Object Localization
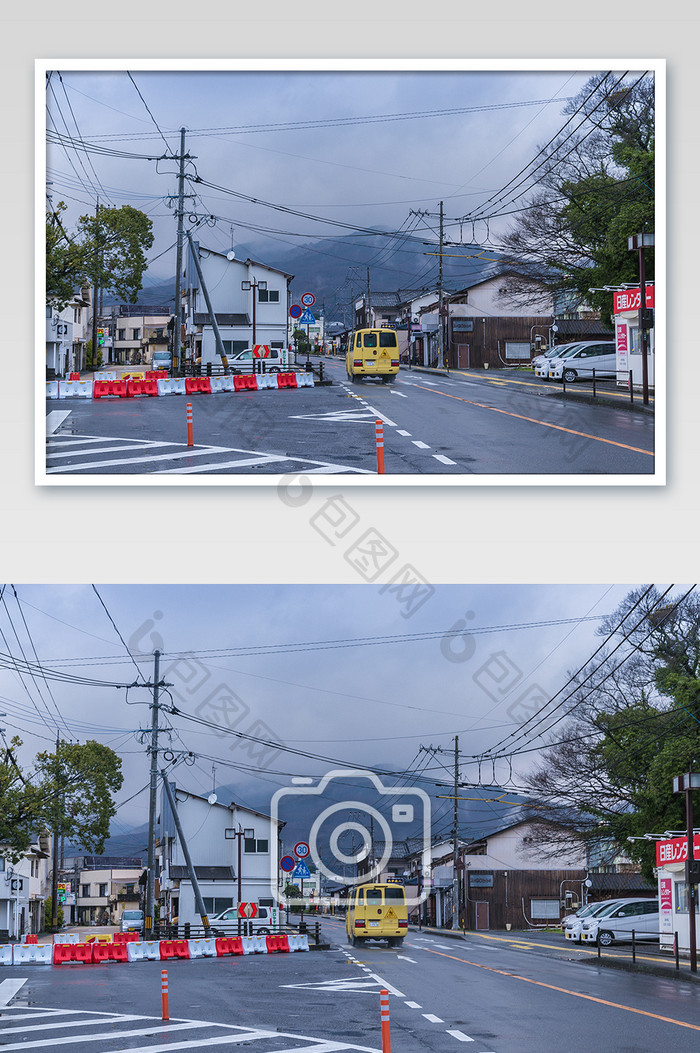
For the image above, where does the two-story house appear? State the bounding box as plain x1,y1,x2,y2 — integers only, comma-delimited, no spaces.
157,785,283,926
182,242,293,366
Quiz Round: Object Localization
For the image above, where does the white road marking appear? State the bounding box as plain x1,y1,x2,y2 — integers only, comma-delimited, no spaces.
156,455,289,473
0,979,26,1007
404,1002,422,1009
0,1019,207,1050
446,1030,475,1042
0,1013,150,1035
423,1013,444,1023
396,955,417,963
45,411,71,434
390,391,408,397
45,446,232,473
412,441,431,449
433,454,456,465
396,429,411,436
366,973,404,998
46,441,175,459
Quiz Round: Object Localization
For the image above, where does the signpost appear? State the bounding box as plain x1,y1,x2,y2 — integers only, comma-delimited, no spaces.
238,902,258,919
280,855,296,872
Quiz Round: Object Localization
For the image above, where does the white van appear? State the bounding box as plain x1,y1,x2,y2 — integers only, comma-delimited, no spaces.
209,904,275,935
548,341,616,383
228,348,287,373
580,898,659,946
151,350,172,373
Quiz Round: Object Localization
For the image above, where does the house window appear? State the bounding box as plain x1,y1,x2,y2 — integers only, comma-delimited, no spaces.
0,858,4,872
81,884,90,897
117,329,126,341
99,883,108,897
244,838,269,853
131,328,141,340
258,289,279,303
530,899,560,919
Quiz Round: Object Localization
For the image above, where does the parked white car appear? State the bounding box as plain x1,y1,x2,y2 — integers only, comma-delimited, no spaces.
563,899,626,943
533,344,583,379
580,898,659,946
548,341,616,383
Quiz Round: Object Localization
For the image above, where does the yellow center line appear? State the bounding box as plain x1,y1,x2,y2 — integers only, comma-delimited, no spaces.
422,947,700,1032
413,384,654,457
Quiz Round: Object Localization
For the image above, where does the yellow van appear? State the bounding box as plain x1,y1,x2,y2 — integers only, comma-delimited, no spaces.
346,328,400,384
345,882,408,947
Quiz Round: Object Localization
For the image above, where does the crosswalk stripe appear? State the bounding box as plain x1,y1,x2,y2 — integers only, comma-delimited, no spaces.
47,442,180,459
46,446,231,473
0,1019,213,1051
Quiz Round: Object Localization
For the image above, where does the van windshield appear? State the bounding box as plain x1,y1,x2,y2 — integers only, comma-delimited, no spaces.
123,911,143,920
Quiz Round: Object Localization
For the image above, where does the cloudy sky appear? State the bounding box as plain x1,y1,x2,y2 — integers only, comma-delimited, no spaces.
2,582,651,850
44,62,620,291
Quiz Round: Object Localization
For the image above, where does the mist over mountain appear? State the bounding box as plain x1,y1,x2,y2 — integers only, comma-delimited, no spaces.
123,233,505,326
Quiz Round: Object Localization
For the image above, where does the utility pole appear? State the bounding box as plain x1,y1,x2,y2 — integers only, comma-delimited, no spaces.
452,735,459,931
173,127,186,373
438,201,445,370
50,733,60,933
90,197,100,374
145,650,161,939
160,773,210,934
366,268,371,327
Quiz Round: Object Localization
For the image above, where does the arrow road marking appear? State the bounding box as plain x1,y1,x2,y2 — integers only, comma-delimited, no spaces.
396,955,417,963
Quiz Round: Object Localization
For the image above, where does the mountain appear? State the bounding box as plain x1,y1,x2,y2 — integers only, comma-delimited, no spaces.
116,233,505,325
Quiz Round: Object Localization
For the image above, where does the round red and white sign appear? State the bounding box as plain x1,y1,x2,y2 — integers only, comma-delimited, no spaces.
294,841,310,858
300,293,315,308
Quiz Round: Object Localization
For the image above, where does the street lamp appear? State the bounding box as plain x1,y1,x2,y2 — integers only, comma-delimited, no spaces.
241,278,267,349
672,772,700,973
225,825,255,931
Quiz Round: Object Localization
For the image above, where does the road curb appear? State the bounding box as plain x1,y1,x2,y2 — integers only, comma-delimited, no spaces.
579,953,700,984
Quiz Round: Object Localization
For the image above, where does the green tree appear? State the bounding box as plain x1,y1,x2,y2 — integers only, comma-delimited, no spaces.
498,73,655,324
46,202,88,310
32,739,124,853
522,587,700,879
0,737,41,861
77,204,154,304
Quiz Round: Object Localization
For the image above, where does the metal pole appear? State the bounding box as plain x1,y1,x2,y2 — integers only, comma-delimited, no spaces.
146,650,161,939
161,773,210,933
437,202,444,369
90,198,99,374
638,242,649,406
50,734,60,933
452,735,459,930
185,230,230,373
686,785,697,973
173,128,186,374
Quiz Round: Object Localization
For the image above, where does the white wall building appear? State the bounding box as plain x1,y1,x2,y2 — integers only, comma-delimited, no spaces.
0,833,51,937
158,786,282,926
45,287,91,377
183,243,293,366
656,832,699,956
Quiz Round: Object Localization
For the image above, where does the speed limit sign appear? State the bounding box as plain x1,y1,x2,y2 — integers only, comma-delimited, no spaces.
300,293,315,308
294,841,310,858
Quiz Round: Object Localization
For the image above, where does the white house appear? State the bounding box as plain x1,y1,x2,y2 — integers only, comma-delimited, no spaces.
45,287,91,377
157,786,283,926
0,832,51,937
183,243,293,366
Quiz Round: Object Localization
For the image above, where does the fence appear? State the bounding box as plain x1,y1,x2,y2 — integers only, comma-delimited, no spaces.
560,369,650,404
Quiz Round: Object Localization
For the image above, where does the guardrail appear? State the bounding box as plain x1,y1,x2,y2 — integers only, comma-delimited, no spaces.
153,919,324,946
560,369,648,404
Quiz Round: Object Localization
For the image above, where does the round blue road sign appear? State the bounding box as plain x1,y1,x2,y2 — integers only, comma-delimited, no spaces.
280,855,296,872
